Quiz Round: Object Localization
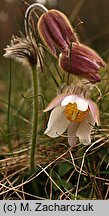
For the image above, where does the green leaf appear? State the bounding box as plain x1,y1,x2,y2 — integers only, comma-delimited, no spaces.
52,179,62,191
61,179,72,190
52,178,72,191
58,162,73,177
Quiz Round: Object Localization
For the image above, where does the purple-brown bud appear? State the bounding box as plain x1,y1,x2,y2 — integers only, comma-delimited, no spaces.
59,43,106,84
38,9,79,57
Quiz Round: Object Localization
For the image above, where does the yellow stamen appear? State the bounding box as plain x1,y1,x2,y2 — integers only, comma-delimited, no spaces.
64,103,88,122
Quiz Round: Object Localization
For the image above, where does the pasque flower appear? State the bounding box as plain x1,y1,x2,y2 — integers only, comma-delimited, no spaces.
4,36,38,66
44,92,99,146
38,8,106,83
59,43,106,84
38,9,79,57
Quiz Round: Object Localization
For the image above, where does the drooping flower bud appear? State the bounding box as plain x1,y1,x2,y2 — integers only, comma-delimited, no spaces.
38,9,79,57
59,43,106,84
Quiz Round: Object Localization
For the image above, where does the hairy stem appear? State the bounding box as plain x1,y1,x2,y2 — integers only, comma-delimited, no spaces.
7,59,12,150
30,65,38,172
25,3,48,38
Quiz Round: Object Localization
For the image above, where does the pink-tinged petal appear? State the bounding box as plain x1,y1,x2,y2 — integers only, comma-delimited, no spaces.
44,106,69,138
44,93,69,112
72,43,106,67
49,10,79,44
38,15,57,56
59,42,106,83
76,111,95,145
60,51,99,74
67,122,79,147
38,9,79,56
61,94,79,106
80,56,100,69
59,52,101,84
87,99,100,125
46,12,69,52
78,44,106,67
84,73,101,84
76,98,88,111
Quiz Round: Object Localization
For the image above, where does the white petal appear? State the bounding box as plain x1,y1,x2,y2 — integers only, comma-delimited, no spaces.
61,95,78,106
67,122,79,147
76,111,95,145
76,98,88,111
44,93,68,112
87,99,100,125
44,106,69,138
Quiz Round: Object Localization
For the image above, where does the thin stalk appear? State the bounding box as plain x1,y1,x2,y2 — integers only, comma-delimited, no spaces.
7,59,12,150
30,64,38,172
25,3,48,38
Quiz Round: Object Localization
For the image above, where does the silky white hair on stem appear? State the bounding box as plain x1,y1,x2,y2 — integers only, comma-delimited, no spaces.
24,3,48,39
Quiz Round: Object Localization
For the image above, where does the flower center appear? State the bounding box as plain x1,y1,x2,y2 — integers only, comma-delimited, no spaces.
64,102,88,122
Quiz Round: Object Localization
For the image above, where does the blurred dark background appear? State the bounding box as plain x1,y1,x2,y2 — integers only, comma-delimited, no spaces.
0,0,109,58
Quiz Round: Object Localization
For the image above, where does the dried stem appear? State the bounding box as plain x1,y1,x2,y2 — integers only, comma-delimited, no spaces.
75,141,97,200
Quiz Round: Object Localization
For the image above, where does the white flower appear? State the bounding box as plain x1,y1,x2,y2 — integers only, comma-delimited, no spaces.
44,93,99,146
